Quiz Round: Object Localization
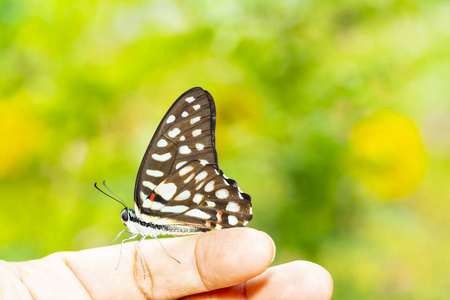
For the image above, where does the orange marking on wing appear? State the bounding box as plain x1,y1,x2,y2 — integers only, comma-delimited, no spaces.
217,211,223,223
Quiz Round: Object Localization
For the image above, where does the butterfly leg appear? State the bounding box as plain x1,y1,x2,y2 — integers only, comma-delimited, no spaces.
116,232,139,270
134,235,147,276
110,229,132,245
154,236,181,264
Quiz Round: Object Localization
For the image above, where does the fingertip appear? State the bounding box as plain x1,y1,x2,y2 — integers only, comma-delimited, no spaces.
256,230,276,264
235,228,276,265
246,260,333,300
196,228,275,289
292,261,334,300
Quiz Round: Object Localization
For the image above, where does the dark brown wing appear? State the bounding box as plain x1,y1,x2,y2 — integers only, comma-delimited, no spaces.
134,87,218,213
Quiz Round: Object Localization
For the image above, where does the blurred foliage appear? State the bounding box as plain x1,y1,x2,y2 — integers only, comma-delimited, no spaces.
1,0,449,298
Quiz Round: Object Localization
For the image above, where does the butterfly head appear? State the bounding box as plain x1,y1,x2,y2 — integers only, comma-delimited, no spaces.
120,207,142,235
120,208,129,223
120,207,137,224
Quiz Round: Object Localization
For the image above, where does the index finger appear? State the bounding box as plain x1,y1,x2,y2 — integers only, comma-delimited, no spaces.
61,228,274,299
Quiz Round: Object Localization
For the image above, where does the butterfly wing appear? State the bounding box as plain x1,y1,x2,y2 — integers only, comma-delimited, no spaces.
140,160,252,230
134,87,219,216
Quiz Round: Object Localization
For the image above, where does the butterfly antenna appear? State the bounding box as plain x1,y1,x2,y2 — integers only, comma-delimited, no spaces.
94,181,127,208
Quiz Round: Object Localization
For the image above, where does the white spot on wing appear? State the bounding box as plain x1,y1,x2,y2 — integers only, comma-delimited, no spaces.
179,145,191,154
140,214,153,223
143,199,163,210
161,205,188,213
215,224,222,230
193,194,203,204
243,220,249,226
228,215,238,226
180,136,185,141
199,160,208,165
143,199,152,208
193,104,201,110
150,201,164,210
185,209,210,219
176,161,187,169
140,191,147,202
226,202,240,212
184,173,195,184
182,111,189,117
152,153,172,162
196,143,204,151
206,201,216,207
179,165,193,176
185,96,195,103
143,181,156,190
205,181,215,192
157,139,168,147
135,203,141,217
190,116,201,124
146,169,164,177
195,171,207,182
175,190,191,200
152,218,179,225
216,189,229,199
156,182,177,200
192,129,201,137
166,115,175,123
168,128,181,138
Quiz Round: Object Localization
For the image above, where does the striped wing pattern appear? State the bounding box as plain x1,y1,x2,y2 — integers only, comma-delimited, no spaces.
134,87,252,231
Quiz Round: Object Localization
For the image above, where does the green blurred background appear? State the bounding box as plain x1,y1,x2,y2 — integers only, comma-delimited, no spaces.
1,0,449,298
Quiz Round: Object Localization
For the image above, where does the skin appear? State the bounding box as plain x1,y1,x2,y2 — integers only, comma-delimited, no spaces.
0,228,333,299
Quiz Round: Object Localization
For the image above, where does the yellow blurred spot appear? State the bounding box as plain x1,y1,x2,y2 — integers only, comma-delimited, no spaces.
349,110,427,200
0,94,46,178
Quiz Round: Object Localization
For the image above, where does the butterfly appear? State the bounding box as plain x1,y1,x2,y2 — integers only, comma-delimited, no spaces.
111,87,252,255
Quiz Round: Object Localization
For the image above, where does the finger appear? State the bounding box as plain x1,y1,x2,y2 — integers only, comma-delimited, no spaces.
247,261,333,299
184,260,333,300
0,258,92,299
60,227,274,299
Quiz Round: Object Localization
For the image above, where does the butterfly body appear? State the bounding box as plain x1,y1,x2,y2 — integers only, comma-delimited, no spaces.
120,207,207,237
121,87,252,239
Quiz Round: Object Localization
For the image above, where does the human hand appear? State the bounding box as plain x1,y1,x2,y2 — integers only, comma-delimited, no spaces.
0,228,333,299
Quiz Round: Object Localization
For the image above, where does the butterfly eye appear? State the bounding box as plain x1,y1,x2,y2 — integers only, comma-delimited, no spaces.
120,208,129,222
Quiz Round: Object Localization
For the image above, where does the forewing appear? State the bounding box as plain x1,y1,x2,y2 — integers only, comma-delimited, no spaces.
139,160,252,230
134,87,218,212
